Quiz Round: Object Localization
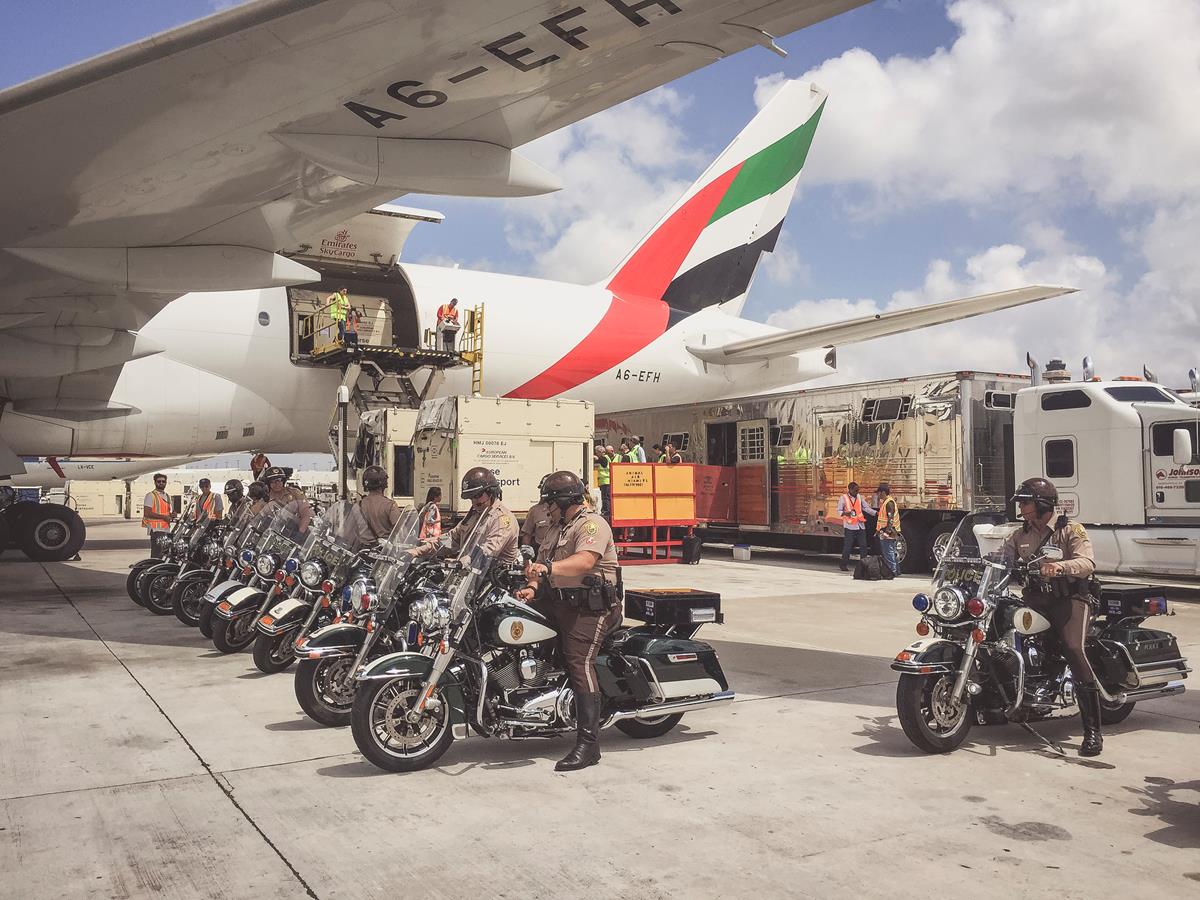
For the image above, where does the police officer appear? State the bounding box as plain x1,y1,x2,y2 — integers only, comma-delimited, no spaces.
520,476,556,554
246,480,269,516
261,465,312,533
410,467,519,567
1001,477,1103,757
518,471,621,772
223,479,248,524
354,465,402,545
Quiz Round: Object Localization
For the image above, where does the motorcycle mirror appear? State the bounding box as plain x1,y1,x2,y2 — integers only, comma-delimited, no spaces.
520,545,537,561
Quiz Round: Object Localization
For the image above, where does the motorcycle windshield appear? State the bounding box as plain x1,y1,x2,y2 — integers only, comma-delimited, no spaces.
258,506,302,551
445,512,499,615
300,500,365,559
188,519,213,552
173,498,196,535
933,510,1008,583
232,509,271,550
371,509,423,599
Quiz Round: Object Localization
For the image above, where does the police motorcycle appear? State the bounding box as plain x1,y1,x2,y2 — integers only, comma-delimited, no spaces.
126,498,195,607
293,509,431,726
210,506,305,653
161,515,232,625
893,511,1191,753
251,500,370,675
197,506,274,639
136,499,215,614
349,521,734,774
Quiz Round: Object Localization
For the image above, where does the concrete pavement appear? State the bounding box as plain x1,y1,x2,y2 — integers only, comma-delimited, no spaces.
1,519,1198,899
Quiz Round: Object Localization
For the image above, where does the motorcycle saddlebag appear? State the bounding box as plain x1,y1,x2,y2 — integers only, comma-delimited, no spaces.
624,588,722,627
1098,583,1168,618
606,628,727,702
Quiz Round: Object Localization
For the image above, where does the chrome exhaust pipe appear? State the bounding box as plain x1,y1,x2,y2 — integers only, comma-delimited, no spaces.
1097,680,1187,706
608,690,735,723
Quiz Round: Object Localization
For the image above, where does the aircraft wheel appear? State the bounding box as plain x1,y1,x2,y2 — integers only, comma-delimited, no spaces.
18,504,86,562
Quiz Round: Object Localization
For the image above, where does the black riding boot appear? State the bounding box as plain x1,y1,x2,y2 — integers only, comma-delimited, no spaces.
556,692,602,772
1077,685,1103,757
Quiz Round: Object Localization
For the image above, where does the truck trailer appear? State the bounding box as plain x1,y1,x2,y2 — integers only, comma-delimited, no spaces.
600,371,1029,571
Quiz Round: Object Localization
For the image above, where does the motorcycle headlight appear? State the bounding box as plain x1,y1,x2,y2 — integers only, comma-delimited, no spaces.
299,559,326,589
932,586,965,620
173,538,188,553
408,591,450,631
241,549,255,564
255,554,277,578
225,544,237,558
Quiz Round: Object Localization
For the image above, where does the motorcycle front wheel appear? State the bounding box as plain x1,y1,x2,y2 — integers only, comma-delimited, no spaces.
252,628,299,674
171,576,209,627
126,559,156,606
211,613,258,653
143,570,177,616
351,675,454,773
896,673,973,753
295,657,357,727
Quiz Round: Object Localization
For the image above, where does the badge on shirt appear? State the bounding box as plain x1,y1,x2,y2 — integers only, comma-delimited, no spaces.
585,521,597,535
501,516,512,527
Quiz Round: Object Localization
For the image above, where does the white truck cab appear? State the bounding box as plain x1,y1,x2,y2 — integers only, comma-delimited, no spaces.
1013,362,1200,578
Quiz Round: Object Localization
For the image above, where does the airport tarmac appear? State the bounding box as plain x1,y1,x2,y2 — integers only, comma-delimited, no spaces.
2,519,1198,900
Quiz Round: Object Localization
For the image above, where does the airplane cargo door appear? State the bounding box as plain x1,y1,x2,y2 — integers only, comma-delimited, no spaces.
736,419,770,529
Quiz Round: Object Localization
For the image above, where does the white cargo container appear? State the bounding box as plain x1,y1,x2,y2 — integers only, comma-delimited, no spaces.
411,396,594,515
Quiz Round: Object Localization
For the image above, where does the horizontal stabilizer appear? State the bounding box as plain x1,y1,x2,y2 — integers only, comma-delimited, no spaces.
687,285,1077,363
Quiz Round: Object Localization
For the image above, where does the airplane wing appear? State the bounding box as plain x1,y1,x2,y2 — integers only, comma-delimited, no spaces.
0,0,868,427
687,286,1079,363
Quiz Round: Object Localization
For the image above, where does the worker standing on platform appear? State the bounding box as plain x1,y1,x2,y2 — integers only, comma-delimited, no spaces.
629,435,647,464
436,297,460,352
344,306,362,352
327,287,350,343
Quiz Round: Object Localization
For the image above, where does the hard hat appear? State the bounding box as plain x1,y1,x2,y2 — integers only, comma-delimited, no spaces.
461,466,500,500
1011,477,1059,515
540,471,586,510
362,465,388,491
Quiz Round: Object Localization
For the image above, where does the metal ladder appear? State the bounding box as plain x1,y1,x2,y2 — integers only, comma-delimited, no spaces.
460,303,485,395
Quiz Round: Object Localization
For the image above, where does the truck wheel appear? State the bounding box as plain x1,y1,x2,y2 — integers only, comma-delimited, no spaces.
18,504,86,561
927,521,960,570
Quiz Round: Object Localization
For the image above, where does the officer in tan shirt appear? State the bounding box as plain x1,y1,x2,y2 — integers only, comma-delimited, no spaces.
1001,477,1103,757
519,470,621,772
411,467,519,568
520,479,556,555
261,466,312,534
353,466,402,545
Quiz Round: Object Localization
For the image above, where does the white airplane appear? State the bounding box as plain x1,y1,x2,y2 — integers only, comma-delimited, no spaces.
0,0,1075,560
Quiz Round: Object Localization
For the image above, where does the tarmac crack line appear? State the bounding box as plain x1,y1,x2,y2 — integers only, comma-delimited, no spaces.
39,564,322,900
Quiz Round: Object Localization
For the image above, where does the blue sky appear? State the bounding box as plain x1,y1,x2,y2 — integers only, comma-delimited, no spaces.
4,0,1197,395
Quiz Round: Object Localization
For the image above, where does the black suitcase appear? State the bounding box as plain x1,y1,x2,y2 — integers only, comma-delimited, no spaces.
680,534,703,564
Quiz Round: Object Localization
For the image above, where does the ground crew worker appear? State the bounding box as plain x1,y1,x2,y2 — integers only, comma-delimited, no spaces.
517,471,621,772
193,478,224,522
521,477,556,553
875,483,901,576
249,453,271,482
436,297,460,352
223,479,248,524
261,465,312,533
418,486,442,541
327,287,350,343
663,443,683,464
837,481,875,571
1001,477,1104,757
354,465,402,545
629,435,647,464
410,467,518,568
595,447,612,518
143,473,173,552
651,443,664,463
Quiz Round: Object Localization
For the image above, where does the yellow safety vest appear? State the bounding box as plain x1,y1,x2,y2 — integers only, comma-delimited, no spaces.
142,491,171,530
329,292,349,321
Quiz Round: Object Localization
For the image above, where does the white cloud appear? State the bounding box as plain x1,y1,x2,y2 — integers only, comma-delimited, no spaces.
501,87,707,283
796,0,1200,208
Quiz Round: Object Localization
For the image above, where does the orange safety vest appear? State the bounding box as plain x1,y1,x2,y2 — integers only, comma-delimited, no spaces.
841,494,865,526
196,492,221,521
437,304,459,325
143,491,171,530
877,496,901,535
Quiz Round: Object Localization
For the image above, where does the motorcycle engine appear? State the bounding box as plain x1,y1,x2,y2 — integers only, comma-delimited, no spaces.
487,647,554,693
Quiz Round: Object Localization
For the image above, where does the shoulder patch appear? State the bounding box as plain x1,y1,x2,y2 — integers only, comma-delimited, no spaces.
501,516,512,528
585,521,598,535
1070,522,1087,538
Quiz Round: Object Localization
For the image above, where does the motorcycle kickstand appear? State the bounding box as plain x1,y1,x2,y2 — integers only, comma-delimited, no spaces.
1017,721,1066,757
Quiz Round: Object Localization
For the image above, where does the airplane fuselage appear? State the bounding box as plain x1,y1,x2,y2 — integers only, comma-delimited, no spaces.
0,264,829,460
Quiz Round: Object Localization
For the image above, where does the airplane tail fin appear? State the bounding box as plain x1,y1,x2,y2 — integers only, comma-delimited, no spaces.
602,80,826,316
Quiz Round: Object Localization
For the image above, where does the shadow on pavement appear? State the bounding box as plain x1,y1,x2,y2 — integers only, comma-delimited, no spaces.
1125,776,1200,850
